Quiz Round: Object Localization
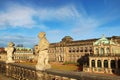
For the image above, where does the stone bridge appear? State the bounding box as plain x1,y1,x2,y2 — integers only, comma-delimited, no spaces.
0,61,120,80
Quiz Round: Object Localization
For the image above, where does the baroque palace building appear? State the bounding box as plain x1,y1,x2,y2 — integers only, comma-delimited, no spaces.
83,35,120,74
0,46,34,62
13,46,34,62
48,35,120,63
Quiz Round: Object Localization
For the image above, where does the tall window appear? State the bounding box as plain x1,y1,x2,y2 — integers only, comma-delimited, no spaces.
85,47,88,52
101,48,104,55
90,47,92,53
91,60,95,67
106,48,110,54
96,48,99,54
104,60,108,68
69,48,72,53
118,60,120,69
80,47,83,52
97,60,102,68
76,48,79,52
111,60,116,68
73,48,75,52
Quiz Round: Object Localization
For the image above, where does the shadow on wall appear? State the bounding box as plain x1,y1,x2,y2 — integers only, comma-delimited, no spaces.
77,54,89,71
112,59,120,75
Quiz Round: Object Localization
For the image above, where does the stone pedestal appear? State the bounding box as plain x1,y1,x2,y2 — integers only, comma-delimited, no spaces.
5,60,15,63
36,61,51,71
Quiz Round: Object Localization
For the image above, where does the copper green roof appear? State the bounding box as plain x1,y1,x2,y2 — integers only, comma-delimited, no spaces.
94,35,115,45
15,47,32,51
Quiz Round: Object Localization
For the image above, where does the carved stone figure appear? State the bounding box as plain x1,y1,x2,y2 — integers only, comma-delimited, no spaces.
5,42,15,63
36,32,51,70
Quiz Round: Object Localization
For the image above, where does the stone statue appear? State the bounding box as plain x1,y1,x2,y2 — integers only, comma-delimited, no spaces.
36,32,51,70
5,42,15,63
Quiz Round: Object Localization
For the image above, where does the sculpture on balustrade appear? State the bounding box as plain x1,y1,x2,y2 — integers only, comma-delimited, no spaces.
5,42,15,63
36,32,51,70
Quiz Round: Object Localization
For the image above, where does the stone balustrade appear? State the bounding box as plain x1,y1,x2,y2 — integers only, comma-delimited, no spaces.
0,61,120,80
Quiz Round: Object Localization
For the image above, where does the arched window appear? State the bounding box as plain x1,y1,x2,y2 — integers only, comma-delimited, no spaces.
101,48,104,55
85,47,88,52
111,60,116,68
91,60,95,67
73,48,75,52
96,48,99,54
76,48,79,52
69,48,72,53
104,60,108,68
80,47,83,52
90,47,92,53
97,60,102,68
106,48,110,54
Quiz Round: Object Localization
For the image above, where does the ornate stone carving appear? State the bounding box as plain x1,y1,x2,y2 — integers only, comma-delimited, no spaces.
5,42,15,63
36,32,51,70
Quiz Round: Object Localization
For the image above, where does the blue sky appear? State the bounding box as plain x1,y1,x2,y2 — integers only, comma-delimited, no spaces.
0,0,120,48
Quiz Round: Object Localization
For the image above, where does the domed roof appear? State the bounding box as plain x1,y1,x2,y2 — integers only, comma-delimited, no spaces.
62,36,73,42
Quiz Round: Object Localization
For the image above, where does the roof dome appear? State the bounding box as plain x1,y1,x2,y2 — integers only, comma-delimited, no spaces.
61,36,73,42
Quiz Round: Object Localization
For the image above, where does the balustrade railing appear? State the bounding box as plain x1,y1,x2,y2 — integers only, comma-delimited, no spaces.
0,61,120,80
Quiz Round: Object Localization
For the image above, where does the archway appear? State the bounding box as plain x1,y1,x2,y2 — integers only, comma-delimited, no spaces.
91,60,95,67
104,60,108,68
111,60,116,68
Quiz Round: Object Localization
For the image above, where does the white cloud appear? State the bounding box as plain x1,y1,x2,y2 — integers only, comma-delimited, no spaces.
0,4,80,29
0,5,36,28
37,5,80,21
0,3,119,47
0,35,37,48
71,17,100,34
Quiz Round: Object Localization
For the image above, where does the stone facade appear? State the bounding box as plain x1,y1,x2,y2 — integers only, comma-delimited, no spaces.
48,36,120,63
13,47,34,62
0,46,34,62
83,35,120,74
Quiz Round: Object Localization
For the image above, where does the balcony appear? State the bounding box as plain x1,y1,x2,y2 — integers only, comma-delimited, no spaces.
89,54,120,57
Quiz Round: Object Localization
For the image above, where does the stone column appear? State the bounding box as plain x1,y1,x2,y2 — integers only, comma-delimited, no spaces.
108,59,111,69
102,59,104,68
95,59,97,68
89,58,91,68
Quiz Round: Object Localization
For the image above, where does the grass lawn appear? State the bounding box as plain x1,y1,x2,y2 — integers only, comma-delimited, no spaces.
50,62,78,71
16,62,79,71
